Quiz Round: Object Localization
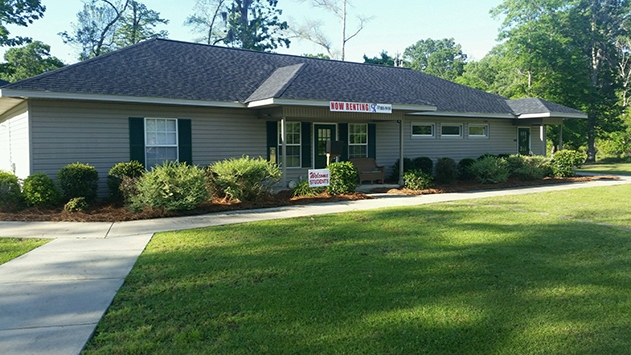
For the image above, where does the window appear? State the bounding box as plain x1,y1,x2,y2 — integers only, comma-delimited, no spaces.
468,124,489,138
278,121,301,167
412,123,435,137
348,123,368,158
441,124,462,137
145,118,178,167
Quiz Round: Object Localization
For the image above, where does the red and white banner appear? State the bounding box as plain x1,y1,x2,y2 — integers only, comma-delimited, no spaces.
330,101,392,114
308,169,330,187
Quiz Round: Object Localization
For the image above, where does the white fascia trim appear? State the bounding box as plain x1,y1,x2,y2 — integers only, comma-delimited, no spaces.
409,111,515,119
247,98,437,112
518,112,587,119
0,89,247,109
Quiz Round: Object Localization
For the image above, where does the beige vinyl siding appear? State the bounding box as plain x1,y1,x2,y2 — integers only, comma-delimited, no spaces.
28,100,263,197
531,126,546,156
0,102,30,179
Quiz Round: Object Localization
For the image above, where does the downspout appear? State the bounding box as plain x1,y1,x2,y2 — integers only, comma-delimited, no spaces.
398,118,404,186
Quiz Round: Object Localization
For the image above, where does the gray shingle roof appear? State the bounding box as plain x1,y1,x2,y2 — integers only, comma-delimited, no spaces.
2,39,584,116
506,98,585,116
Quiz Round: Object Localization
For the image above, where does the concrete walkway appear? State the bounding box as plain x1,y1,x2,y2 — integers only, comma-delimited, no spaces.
1,176,630,354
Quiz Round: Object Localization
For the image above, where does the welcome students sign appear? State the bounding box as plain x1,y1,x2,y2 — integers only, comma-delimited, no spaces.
308,169,330,187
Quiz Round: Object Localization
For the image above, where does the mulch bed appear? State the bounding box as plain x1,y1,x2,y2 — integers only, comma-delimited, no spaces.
0,175,616,223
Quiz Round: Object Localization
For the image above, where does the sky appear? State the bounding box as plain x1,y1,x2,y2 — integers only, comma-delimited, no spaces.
0,0,506,65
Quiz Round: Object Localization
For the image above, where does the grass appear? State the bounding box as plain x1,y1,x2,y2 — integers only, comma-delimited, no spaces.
577,162,631,175
84,185,631,354
0,238,49,265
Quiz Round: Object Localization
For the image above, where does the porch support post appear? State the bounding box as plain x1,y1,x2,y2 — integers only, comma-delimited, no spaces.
281,117,287,188
398,118,404,186
558,122,564,151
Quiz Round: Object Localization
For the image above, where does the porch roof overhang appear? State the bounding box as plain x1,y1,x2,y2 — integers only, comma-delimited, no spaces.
512,111,587,126
406,111,515,119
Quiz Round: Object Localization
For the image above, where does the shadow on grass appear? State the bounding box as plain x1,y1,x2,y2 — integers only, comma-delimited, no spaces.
84,206,631,355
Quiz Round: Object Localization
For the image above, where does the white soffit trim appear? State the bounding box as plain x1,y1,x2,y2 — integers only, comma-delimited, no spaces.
0,97,25,116
247,98,437,112
0,89,246,109
409,111,515,119
518,112,587,119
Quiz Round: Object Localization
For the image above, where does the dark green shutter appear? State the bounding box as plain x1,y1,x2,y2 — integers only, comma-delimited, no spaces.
266,121,278,161
178,119,192,164
301,122,312,168
368,123,377,159
338,123,348,161
129,117,145,166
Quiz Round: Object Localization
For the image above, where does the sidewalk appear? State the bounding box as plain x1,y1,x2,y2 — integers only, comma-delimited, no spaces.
1,176,630,354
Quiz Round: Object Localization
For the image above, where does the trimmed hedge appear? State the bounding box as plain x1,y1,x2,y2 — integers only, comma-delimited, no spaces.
435,157,457,184
107,161,145,201
469,156,510,184
0,170,22,210
403,169,434,190
23,173,60,206
57,162,99,203
327,161,358,195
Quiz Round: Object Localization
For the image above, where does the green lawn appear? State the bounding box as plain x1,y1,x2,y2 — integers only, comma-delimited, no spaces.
577,162,631,175
0,238,48,265
84,185,631,355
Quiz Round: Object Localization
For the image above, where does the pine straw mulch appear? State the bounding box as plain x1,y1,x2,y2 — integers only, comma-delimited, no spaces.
0,175,617,223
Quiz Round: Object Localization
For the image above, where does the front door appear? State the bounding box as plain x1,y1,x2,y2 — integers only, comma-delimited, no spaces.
518,127,531,155
314,124,336,168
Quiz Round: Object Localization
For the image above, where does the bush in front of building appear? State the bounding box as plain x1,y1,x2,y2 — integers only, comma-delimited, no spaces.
327,161,358,195
57,162,99,203
469,155,510,184
403,169,434,190
23,173,60,206
292,179,325,197
513,156,553,180
130,161,209,211
434,157,458,184
505,154,527,173
209,156,281,201
64,197,89,213
0,170,23,211
107,161,146,202
457,158,476,180
389,157,414,182
412,157,434,175
552,150,587,177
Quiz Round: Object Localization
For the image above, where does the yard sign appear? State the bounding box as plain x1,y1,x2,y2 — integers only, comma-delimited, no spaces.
308,169,330,187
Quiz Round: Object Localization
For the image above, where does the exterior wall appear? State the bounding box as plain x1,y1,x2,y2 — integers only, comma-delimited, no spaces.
0,102,30,179
28,100,264,197
531,126,547,156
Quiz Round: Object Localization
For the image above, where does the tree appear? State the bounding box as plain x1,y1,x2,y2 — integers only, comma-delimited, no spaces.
363,50,401,66
0,0,45,47
403,38,468,81
114,0,168,46
291,0,370,60
223,0,290,51
184,0,228,45
303,53,330,59
0,41,64,81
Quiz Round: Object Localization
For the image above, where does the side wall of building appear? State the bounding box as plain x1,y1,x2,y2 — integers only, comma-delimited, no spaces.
0,102,30,179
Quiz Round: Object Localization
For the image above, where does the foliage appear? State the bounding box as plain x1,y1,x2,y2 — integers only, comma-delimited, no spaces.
469,155,510,184
209,156,281,201
0,170,22,210
457,158,476,180
64,197,89,213
403,38,468,81
184,0,228,45
326,161,358,195
223,0,290,51
552,149,587,177
434,157,458,184
130,161,209,211
0,0,45,47
390,157,433,181
597,130,631,158
0,41,64,82
363,50,399,66
107,160,145,201
505,154,527,173
22,173,60,206
57,162,99,203
114,0,169,46
513,156,552,180
292,179,325,197
403,169,434,190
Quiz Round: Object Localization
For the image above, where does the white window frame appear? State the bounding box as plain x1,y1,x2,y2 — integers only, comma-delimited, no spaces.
468,124,489,138
440,124,463,138
145,118,179,167
278,121,302,168
411,123,435,138
348,123,368,159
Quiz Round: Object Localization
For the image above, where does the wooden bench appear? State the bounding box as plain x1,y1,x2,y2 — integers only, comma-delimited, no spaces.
350,158,385,184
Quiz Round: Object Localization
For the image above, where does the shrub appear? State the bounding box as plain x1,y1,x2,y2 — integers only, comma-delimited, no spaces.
57,162,99,203
130,161,209,211
469,156,510,184
505,154,527,174
551,150,587,177
457,158,476,180
107,161,145,201
411,157,434,175
403,169,434,190
390,157,414,181
0,170,23,210
434,157,457,184
292,179,325,197
513,156,552,181
209,156,282,201
327,161,358,195
64,197,88,213
23,173,60,206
